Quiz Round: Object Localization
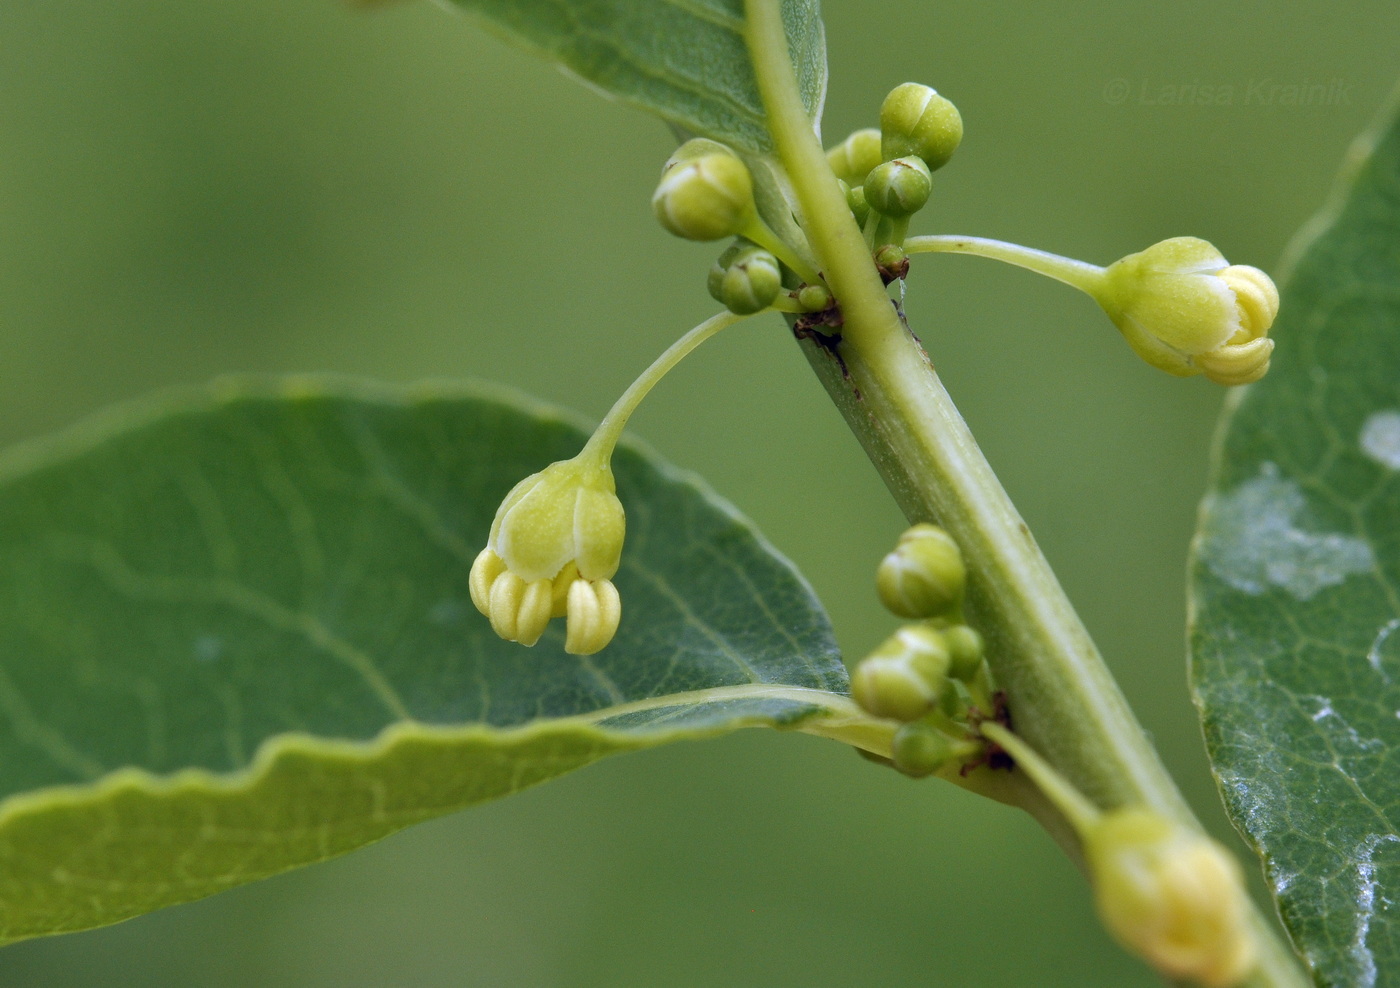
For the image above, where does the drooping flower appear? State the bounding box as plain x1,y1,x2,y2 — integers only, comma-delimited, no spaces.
470,452,625,655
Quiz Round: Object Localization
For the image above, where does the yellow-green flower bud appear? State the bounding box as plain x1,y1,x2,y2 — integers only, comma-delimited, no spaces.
1099,238,1279,385
876,523,966,619
470,453,627,651
826,127,883,186
707,243,781,315
942,624,985,681
844,182,871,227
863,156,933,218
880,83,963,171
1085,809,1256,988
653,143,756,242
874,243,909,282
851,625,951,721
891,721,959,778
796,282,833,312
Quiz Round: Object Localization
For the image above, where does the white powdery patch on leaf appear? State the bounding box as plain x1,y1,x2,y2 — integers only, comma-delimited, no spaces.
1200,463,1375,600
1360,410,1400,470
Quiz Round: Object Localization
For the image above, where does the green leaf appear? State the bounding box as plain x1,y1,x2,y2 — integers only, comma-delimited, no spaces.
0,376,852,943
1191,92,1400,985
439,0,827,154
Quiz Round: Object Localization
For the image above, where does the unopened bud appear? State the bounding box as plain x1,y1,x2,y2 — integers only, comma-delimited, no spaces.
845,182,871,227
796,282,833,313
874,243,909,282
942,624,985,681
864,156,933,218
653,142,756,241
876,523,966,619
708,244,781,314
851,625,951,721
826,128,883,186
880,83,963,171
891,721,960,778
1085,809,1256,987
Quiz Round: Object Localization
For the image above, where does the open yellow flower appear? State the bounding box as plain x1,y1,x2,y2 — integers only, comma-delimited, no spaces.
470,452,624,655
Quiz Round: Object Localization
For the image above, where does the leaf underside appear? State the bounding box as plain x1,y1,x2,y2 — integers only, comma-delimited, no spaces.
1191,92,1400,985
439,0,827,153
0,377,846,942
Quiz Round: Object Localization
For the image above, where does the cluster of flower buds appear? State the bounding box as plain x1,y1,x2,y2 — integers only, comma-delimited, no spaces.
852,523,989,778
653,138,832,317
470,450,626,656
1084,809,1257,987
827,83,962,254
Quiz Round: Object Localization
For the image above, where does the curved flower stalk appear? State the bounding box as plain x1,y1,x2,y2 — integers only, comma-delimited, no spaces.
980,722,1256,987
903,234,1280,385
471,310,751,654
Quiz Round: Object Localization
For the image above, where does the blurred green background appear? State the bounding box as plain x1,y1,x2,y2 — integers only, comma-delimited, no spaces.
0,1,1396,984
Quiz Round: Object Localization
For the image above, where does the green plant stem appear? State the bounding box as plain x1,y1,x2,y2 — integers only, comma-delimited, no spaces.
979,721,1099,835
739,218,823,285
582,310,748,461
903,235,1107,295
743,3,1307,985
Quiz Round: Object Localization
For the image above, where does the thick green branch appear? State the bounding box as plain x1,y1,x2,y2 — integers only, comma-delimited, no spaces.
742,2,1307,984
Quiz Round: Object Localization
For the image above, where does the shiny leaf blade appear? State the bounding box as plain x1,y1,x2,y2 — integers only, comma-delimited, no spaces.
0,377,847,942
1191,93,1400,985
439,0,827,153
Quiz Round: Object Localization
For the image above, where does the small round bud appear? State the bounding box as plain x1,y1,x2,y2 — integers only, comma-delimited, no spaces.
876,523,966,619
851,625,951,722
863,156,933,218
653,150,755,241
891,722,959,778
874,243,909,282
1085,810,1256,987
826,128,883,186
845,183,871,227
796,283,833,313
707,244,781,314
942,624,985,681
880,83,963,170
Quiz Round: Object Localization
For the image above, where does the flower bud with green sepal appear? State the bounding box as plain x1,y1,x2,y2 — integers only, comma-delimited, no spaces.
653,140,756,242
1099,237,1278,384
470,450,625,654
880,83,963,171
891,721,972,778
864,156,932,219
795,282,833,313
851,624,951,722
874,243,909,282
1084,809,1256,988
826,127,883,186
942,624,985,681
707,243,782,315
845,183,871,227
876,523,966,619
